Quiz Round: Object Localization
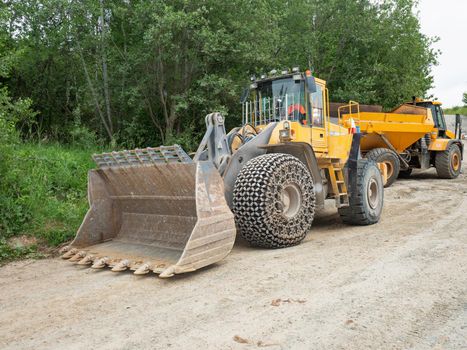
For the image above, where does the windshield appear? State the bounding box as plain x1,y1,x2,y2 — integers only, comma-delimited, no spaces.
243,77,306,126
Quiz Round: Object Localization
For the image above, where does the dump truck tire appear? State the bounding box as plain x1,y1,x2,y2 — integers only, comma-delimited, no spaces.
365,148,400,187
435,144,462,179
232,153,315,248
398,168,412,178
338,160,383,225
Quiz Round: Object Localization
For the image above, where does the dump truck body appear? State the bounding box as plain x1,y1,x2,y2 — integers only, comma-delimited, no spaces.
341,104,435,153
339,100,463,185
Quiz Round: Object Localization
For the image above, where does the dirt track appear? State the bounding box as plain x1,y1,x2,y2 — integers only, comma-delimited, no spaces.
1,151,466,350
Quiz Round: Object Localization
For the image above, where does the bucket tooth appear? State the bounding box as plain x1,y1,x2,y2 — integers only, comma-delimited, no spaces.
61,248,78,259
77,255,94,265
111,260,130,272
91,257,109,269
69,251,87,262
59,246,71,254
159,266,176,278
153,263,168,274
134,263,151,275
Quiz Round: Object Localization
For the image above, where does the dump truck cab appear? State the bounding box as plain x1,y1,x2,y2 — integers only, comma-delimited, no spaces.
414,99,448,137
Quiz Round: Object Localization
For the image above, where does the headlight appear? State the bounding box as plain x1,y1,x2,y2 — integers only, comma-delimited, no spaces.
279,129,291,142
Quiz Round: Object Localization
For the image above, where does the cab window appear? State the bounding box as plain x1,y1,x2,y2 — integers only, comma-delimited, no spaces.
435,106,446,130
309,84,324,127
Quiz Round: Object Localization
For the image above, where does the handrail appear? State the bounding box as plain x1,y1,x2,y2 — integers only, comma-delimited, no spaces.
338,100,360,126
325,87,330,135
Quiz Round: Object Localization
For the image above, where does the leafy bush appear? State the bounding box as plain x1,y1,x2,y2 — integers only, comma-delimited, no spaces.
0,143,95,262
69,107,98,149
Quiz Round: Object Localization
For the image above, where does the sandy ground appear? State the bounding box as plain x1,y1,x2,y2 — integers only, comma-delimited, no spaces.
1,152,466,350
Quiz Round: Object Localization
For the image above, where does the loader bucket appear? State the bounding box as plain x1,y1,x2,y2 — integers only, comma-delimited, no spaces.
61,146,236,278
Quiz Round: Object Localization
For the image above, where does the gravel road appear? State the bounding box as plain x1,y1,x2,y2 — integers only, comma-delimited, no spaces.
1,150,466,350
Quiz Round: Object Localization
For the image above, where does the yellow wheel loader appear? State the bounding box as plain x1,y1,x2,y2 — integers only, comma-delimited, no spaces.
339,99,463,187
61,69,385,277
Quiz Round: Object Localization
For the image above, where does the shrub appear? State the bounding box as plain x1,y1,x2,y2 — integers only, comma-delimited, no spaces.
0,143,95,262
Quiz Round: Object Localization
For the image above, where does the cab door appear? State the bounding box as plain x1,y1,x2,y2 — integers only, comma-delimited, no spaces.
434,105,447,137
309,83,328,150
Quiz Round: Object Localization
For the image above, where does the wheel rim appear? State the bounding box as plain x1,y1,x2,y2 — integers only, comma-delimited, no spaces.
280,183,302,218
367,178,379,210
452,152,460,171
384,161,394,178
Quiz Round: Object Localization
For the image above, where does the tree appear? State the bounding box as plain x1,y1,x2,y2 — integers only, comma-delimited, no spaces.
2,0,439,147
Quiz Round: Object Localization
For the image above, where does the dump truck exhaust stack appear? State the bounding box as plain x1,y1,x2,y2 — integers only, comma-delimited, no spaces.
61,145,236,278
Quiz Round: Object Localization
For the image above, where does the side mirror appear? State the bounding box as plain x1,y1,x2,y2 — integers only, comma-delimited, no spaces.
240,87,249,103
306,75,317,93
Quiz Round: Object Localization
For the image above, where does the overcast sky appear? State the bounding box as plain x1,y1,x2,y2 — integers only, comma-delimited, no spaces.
418,0,467,107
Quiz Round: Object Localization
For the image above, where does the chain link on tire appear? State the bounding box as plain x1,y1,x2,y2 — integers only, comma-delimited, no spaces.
232,153,315,248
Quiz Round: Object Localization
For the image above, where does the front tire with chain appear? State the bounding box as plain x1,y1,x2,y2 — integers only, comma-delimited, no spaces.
232,153,316,248
338,159,384,225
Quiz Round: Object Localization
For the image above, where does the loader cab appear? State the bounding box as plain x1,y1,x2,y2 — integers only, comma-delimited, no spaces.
415,100,447,137
242,70,327,129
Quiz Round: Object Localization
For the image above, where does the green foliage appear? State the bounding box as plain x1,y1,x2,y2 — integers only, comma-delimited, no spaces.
444,106,467,116
69,107,98,149
0,143,94,252
277,0,438,108
0,87,38,141
444,92,467,115
2,0,438,146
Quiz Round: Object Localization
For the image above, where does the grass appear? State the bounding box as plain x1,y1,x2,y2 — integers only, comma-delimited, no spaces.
0,142,97,263
444,106,467,115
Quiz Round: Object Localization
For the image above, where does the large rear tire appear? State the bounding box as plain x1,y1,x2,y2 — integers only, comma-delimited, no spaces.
365,148,400,187
232,153,316,248
435,144,462,179
338,160,384,225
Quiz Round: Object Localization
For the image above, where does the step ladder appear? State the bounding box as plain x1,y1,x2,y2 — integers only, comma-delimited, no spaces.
327,163,349,208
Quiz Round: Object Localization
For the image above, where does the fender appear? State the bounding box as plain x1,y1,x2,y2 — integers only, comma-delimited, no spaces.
429,138,464,159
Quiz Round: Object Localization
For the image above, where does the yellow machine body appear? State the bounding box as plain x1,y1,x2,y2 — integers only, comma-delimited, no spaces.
62,72,386,278
337,99,463,184
340,105,435,153
340,102,460,153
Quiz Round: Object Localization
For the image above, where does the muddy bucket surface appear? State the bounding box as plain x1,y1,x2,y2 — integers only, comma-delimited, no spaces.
62,146,236,277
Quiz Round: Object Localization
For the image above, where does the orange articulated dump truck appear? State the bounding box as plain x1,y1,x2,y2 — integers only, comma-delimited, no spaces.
338,99,463,187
